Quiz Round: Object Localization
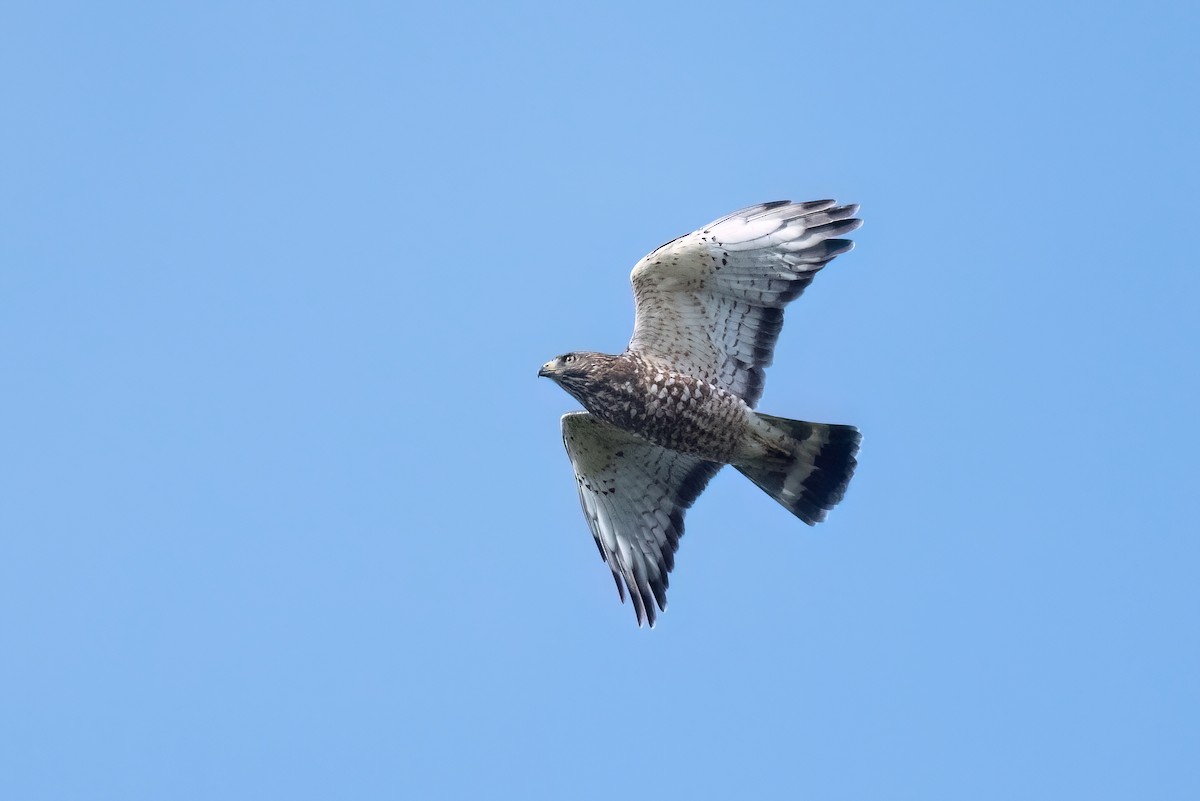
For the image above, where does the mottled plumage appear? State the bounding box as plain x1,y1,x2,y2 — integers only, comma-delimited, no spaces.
540,200,863,626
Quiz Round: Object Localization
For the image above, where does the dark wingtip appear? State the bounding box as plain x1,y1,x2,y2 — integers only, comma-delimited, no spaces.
817,239,856,259
610,569,625,603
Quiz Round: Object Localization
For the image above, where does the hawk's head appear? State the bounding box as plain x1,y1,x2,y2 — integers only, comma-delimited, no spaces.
538,352,618,405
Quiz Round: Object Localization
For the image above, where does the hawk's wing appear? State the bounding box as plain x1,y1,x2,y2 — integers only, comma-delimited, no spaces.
561,411,721,627
628,200,861,407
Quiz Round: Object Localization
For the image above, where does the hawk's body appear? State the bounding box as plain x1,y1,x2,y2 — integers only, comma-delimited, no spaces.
540,200,863,626
549,351,760,464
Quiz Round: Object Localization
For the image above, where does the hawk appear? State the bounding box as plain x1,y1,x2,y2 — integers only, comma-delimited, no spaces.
539,200,862,626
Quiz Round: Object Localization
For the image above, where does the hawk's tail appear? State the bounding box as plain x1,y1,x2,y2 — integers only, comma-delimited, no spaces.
734,413,861,525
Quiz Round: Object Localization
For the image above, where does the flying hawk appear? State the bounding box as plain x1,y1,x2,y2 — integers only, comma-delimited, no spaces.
539,200,862,626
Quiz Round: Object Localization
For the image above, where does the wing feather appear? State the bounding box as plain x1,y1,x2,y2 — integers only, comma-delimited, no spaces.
629,200,861,406
560,412,721,627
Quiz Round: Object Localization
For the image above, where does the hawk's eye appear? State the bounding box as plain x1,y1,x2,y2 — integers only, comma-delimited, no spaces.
563,354,576,363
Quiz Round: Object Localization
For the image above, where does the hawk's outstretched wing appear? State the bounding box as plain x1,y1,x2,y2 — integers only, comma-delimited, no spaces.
628,200,861,407
561,411,721,627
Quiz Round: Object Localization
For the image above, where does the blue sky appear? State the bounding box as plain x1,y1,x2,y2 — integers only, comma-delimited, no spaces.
2,1,1197,798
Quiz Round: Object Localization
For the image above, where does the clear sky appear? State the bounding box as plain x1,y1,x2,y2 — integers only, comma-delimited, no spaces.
2,1,1197,799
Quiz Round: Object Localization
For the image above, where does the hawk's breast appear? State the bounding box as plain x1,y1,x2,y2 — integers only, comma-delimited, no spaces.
583,353,751,463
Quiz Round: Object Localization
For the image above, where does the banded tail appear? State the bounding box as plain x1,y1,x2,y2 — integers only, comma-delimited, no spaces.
734,413,861,525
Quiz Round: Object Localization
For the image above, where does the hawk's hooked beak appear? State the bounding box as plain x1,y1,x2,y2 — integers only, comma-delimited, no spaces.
538,361,554,378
